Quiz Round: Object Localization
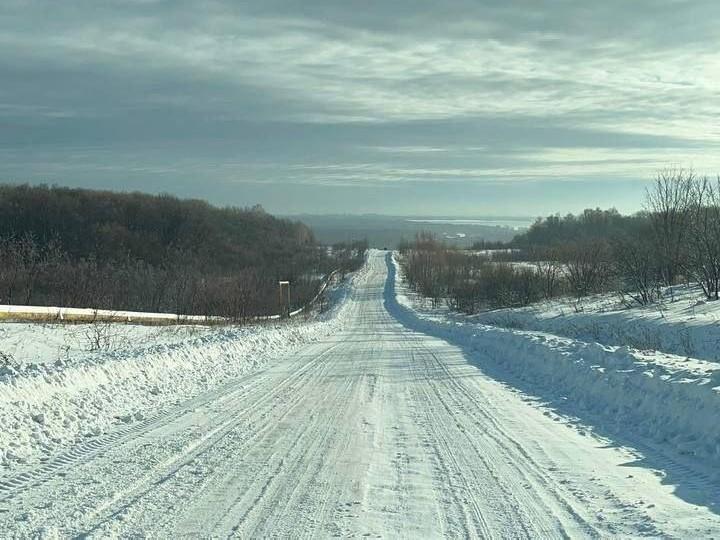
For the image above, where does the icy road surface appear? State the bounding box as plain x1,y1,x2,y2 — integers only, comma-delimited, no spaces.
3,251,720,538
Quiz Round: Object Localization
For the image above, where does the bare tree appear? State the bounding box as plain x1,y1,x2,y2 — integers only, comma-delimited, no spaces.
531,247,563,299
645,168,695,286
513,267,541,306
560,240,613,298
613,231,662,306
685,176,720,300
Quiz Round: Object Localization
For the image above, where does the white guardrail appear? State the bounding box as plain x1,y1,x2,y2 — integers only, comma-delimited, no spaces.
0,269,342,325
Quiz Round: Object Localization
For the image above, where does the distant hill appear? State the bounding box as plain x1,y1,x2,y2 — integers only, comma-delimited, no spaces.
0,184,315,272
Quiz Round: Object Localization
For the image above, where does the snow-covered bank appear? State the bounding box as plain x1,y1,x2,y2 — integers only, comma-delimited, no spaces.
468,286,720,363
401,260,720,363
386,253,720,469
0,267,360,468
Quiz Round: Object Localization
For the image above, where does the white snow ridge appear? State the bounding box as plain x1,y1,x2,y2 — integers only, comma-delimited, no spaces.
0,251,719,538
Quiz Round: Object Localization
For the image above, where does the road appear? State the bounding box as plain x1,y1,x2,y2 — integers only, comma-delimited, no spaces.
2,251,720,538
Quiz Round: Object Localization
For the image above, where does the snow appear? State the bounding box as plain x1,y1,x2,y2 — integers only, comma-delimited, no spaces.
0,304,223,323
469,284,720,362
0,269,358,468
1,250,720,537
390,253,720,470
0,323,216,365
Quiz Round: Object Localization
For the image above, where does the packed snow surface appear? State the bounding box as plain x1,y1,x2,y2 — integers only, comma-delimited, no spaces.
1,250,719,538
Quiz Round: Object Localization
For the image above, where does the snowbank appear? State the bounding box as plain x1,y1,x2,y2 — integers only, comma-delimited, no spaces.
386,253,720,468
0,266,360,468
467,286,720,363
0,323,219,366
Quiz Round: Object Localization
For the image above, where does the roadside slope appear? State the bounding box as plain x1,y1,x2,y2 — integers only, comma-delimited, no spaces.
0,268,358,467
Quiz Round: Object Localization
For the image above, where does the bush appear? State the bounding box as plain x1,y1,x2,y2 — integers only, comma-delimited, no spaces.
399,235,547,313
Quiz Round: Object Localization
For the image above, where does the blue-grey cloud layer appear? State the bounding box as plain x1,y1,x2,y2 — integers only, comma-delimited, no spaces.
2,0,719,215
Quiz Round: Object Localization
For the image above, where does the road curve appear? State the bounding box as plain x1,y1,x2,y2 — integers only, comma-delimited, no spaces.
2,251,719,538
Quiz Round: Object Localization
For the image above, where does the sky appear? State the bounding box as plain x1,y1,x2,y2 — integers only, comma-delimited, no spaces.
2,0,720,217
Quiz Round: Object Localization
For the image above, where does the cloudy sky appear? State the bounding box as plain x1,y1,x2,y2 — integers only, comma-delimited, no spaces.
2,1,719,216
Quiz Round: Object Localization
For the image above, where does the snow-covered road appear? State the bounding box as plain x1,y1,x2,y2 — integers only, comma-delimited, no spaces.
3,251,720,538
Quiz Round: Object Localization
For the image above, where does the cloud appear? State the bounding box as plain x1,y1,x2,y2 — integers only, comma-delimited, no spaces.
1,1,720,214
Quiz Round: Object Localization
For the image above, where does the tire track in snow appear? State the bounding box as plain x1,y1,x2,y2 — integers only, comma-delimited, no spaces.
216,303,382,538
78,340,345,536
407,337,601,538
0,371,272,499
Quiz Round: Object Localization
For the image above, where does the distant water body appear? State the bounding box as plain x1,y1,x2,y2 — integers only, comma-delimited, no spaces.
406,218,533,229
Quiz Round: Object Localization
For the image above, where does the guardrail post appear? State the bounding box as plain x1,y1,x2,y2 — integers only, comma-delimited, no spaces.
278,280,290,318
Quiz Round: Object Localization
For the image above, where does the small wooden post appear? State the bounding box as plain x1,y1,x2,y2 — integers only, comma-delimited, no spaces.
278,280,290,318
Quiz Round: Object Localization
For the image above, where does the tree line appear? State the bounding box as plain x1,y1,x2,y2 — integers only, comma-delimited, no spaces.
399,169,720,313
0,184,366,319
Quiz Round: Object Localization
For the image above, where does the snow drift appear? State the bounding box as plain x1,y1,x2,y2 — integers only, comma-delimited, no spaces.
386,252,720,469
